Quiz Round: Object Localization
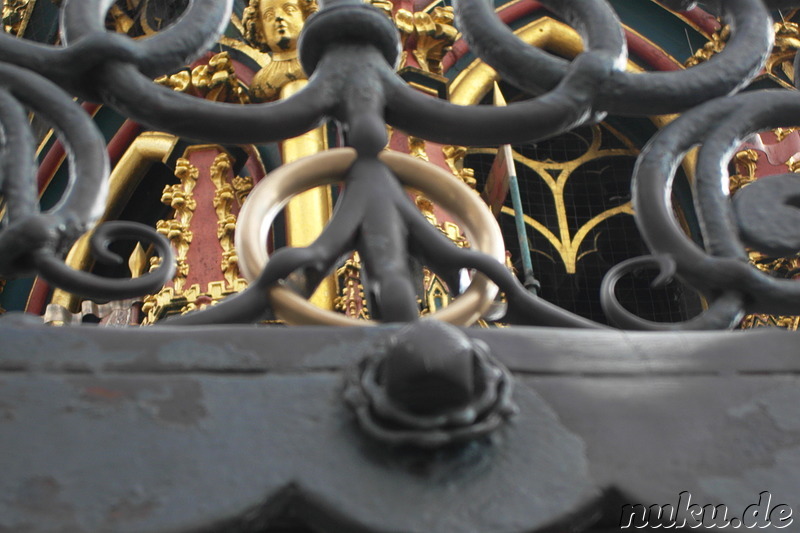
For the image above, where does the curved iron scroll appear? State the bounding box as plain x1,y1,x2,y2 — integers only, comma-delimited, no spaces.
0,64,175,301
1,0,799,330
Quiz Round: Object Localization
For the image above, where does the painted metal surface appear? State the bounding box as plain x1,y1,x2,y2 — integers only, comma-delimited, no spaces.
0,0,796,329
1,313,799,531
1,0,800,530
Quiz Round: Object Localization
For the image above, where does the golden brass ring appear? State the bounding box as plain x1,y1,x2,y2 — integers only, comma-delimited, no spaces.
236,147,505,326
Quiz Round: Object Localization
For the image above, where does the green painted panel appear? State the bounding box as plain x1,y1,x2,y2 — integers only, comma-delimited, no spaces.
609,0,707,63
92,106,128,143
0,278,35,313
25,0,60,44
38,161,68,212
39,106,127,212
36,133,57,164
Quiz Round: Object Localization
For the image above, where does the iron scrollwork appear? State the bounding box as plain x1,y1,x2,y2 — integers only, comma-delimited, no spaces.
1,0,800,328
0,63,175,301
3,2,800,531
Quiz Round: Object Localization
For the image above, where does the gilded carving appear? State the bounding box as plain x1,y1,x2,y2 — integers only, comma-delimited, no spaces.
210,153,243,288
156,219,192,291
415,196,437,226
156,70,193,92
767,21,800,85
2,0,34,36
417,195,469,249
740,249,800,331
740,314,800,330
471,125,638,274
411,7,457,74
414,196,470,314
105,0,186,37
142,278,249,325
442,145,477,188
423,275,449,313
729,148,759,194
232,175,254,206
128,242,148,279
243,0,318,102
155,158,198,294
393,8,414,68
106,0,143,34
686,20,800,87
334,252,370,320
730,140,800,331
685,25,730,68
440,221,469,249
408,136,429,161
366,0,392,18
392,6,456,73
788,154,800,174
774,127,797,142
156,52,249,103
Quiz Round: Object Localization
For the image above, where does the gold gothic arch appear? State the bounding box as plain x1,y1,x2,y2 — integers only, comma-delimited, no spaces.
50,132,180,312
48,13,698,315
448,16,693,274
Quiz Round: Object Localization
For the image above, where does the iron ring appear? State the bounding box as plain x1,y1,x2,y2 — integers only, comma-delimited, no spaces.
235,148,506,326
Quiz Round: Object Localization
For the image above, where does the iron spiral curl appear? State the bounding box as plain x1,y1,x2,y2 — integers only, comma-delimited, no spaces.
612,90,800,330
0,64,174,301
0,0,798,330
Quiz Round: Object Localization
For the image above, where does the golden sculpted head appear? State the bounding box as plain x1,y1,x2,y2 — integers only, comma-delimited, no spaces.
244,0,318,53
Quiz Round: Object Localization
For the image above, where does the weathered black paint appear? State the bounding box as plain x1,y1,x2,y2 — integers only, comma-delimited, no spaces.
1,314,799,531
2,0,800,531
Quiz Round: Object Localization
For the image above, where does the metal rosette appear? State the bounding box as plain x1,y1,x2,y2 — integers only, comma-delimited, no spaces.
601,90,800,330
0,64,174,301
344,322,518,449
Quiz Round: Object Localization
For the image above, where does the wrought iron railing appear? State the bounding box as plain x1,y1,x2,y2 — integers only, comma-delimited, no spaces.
2,0,799,331
2,1,800,530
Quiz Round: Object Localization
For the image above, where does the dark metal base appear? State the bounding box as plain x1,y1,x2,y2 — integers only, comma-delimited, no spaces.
2,313,798,532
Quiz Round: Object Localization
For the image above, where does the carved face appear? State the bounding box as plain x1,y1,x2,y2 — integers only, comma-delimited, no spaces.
259,0,305,52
